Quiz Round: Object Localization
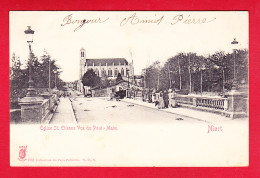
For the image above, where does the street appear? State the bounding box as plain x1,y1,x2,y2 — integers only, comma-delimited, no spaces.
50,97,76,124
44,89,249,166
70,94,201,125
9,11,250,170
51,89,201,125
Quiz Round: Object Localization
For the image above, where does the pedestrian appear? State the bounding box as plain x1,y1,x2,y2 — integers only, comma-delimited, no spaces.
148,90,152,103
158,91,165,109
110,91,114,100
145,89,149,102
152,89,156,103
163,90,169,108
168,89,176,107
168,89,172,107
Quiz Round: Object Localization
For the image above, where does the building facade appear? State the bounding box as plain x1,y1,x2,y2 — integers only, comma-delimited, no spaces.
79,48,134,81
77,48,134,93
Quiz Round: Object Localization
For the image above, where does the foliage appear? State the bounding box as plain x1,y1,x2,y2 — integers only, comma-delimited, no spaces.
100,73,110,88
142,50,248,93
116,73,123,83
10,53,28,89
38,51,64,89
143,61,161,90
10,51,65,101
82,69,101,88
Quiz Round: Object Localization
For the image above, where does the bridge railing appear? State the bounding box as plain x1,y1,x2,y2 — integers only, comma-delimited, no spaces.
41,99,50,122
176,96,194,105
175,92,247,118
195,97,227,110
39,91,59,122
176,95,227,110
13,89,60,124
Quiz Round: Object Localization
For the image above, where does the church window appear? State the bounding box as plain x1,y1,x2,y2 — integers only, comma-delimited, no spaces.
114,68,118,77
108,68,112,77
81,51,84,57
101,68,106,77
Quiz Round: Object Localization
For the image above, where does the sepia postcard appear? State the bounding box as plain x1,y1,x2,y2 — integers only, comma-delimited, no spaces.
10,11,249,167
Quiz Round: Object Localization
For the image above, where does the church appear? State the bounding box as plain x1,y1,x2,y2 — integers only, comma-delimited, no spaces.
77,48,134,92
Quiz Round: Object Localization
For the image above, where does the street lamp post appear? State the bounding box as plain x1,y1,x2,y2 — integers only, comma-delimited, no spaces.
200,65,206,96
127,69,130,88
231,38,239,90
19,26,44,124
54,70,57,89
24,26,36,97
225,38,247,118
125,69,130,98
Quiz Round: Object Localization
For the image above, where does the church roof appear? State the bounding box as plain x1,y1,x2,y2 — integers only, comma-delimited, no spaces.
85,58,129,66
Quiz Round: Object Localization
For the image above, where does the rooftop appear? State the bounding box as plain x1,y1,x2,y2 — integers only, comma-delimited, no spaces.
85,58,129,66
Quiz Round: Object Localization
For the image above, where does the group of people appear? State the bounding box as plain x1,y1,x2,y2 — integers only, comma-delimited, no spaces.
142,89,177,109
60,90,71,97
126,88,140,98
125,87,178,109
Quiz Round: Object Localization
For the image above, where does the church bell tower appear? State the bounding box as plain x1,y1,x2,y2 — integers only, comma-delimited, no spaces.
79,48,86,80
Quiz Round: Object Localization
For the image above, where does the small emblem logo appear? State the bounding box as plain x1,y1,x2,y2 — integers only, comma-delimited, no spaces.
18,146,27,161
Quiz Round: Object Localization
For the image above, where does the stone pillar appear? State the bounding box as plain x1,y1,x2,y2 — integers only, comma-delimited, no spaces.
224,99,228,111
226,89,248,118
193,97,197,107
19,96,44,124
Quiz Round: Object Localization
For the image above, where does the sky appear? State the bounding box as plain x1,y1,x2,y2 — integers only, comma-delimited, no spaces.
10,11,248,82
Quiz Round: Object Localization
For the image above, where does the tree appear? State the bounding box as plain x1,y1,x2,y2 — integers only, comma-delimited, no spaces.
116,73,123,82
82,69,101,88
100,73,110,88
10,53,22,80
232,49,248,85
162,53,188,91
186,54,210,93
10,53,28,101
191,55,209,93
10,50,65,103
141,49,248,94
10,53,27,88
208,51,227,92
39,50,61,89
143,61,161,90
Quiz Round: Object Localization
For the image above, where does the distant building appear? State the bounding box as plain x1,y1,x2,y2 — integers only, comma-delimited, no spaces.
134,75,144,87
77,48,134,93
79,48,134,80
